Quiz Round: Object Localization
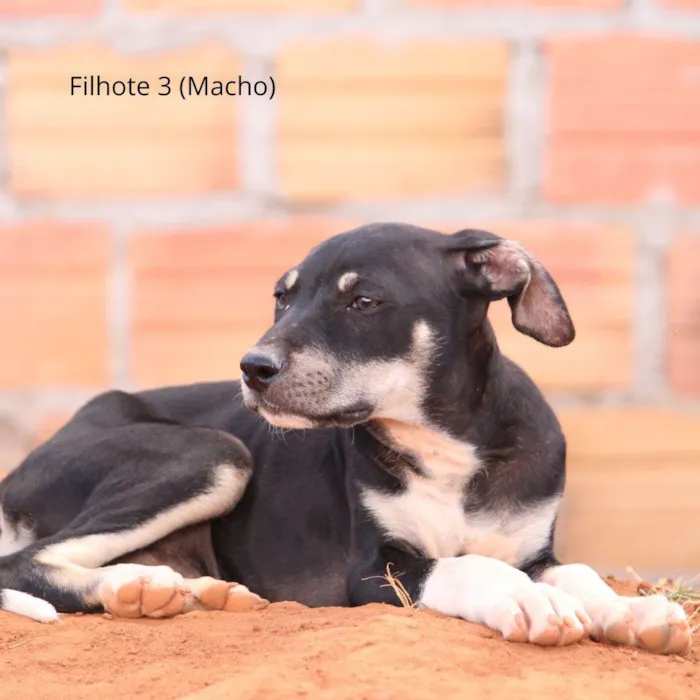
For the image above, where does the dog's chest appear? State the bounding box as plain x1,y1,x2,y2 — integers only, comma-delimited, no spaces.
361,423,557,565
363,469,517,562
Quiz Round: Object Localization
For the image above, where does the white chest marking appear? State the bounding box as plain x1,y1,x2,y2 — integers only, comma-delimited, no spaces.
361,421,560,565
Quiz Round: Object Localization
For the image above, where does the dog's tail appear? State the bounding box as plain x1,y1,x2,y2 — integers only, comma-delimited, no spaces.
0,587,59,623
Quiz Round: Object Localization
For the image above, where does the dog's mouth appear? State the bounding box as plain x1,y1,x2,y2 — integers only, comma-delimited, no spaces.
245,394,373,429
317,406,374,427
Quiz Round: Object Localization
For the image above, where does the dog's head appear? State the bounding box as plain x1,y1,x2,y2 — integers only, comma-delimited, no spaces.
240,223,574,430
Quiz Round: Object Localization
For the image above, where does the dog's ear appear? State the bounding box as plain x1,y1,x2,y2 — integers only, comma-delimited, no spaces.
446,229,575,347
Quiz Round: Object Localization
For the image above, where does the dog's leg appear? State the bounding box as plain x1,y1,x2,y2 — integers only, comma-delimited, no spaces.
110,522,266,614
112,522,223,579
2,462,267,620
540,564,691,655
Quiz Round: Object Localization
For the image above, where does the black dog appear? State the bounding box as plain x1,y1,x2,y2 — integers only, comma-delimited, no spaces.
0,223,690,655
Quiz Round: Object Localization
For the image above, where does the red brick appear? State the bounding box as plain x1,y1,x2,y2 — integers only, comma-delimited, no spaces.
668,234,700,396
7,44,240,198
660,0,700,8
556,408,700,571
450,222,635,392
277,39,508,202
127,0,354,11
0,0,100,15
129,221,355,387
545,36,700,204
0,223,110,388
408,0,620,7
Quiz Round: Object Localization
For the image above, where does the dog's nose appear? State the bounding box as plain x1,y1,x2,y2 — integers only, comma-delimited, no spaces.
240,350,285,392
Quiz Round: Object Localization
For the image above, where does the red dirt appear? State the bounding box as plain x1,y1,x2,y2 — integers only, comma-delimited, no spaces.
0,579,697,700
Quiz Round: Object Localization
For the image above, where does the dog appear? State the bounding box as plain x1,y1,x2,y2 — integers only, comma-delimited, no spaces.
0,223,691,655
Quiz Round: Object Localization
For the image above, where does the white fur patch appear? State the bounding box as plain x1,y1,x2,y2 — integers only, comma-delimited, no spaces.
419,554,588,645
0,507,36,557
362,423,560,564
1,589,59,623
285,269,299,290
540,564,618,604
36,464,249,594
335,319,434,424
257,407,315,430
337,272,359,293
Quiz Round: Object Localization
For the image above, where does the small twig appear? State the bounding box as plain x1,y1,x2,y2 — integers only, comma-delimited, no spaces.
362,563,416,608
629,566,700,631
8,639,30,650
626,565,644,583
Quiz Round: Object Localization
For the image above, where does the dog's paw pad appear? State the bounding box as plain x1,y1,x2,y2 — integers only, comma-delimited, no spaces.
140,584,183,617
603,616,634,645
188,577,232,610
559,615,586,646
100,581,143,619
666,619,692,656
591,595,692,655
185,577,269,613
501,612,529,643
147,589,187,619
224,584,269,613
530,618,563,647
638,623,670,652
585,597,633,645
99,564,186,619
484,583,587,647
524,583,589,647
115,579,143,607
631,597,692,655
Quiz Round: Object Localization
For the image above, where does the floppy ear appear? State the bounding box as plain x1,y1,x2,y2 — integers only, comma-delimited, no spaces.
447,229,575,347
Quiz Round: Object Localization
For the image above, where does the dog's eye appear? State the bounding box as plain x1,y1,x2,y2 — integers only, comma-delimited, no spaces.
351,296,380,312
274,292,288,309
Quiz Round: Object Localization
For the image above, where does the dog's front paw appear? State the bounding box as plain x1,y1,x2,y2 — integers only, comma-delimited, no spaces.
483,581,591,647
587,595,691,655
420,555,591,648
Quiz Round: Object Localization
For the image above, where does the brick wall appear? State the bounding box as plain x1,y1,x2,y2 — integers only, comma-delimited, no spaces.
0,0,699,577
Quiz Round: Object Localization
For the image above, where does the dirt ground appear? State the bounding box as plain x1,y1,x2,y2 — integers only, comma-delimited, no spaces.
0,578,697,700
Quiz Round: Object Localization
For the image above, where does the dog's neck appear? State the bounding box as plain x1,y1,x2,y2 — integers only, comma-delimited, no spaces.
367,323,499,480
439,319,499,415
375,418,480,481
